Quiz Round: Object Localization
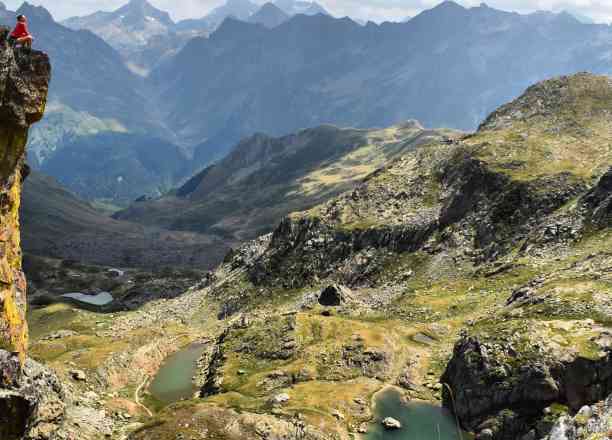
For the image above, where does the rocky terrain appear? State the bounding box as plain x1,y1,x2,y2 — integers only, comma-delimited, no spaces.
17,72,609,440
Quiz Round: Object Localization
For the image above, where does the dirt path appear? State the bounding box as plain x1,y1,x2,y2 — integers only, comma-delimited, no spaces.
134,376,153,417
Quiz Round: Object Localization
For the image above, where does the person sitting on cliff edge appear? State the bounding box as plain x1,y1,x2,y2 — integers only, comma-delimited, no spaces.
9,15,33,51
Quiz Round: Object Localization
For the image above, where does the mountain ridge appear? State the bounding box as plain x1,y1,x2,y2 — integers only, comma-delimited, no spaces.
115,121,460,242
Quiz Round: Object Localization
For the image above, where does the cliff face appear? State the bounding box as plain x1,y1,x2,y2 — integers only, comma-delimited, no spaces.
0,26,50,362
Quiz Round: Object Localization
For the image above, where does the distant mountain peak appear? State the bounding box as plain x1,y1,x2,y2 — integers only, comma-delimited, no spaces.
17,2,55,23
213,15,262,39
412,0,469,23
0,2,6,11
226,0,258,6
119,0,159,11
116,0,174,25
249,2,290,28
260,2,286,12
274,0,330,17
431,0,466,12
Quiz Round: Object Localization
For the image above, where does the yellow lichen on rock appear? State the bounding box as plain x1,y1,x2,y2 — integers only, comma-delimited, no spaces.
0,25,51,363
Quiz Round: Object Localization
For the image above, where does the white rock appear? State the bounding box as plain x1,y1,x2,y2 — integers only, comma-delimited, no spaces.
70,369,87,381
272,393,290,404
382,417,402,430
331,409,345,420
577,405,592,419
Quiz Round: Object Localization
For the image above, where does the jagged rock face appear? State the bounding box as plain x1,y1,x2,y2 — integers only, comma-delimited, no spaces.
0,26,50,359
248,148,587,288
582,167,612,228
441,335,612,440
0,350,66,440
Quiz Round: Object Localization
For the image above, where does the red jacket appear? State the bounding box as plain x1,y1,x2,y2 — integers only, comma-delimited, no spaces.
10,22,30,39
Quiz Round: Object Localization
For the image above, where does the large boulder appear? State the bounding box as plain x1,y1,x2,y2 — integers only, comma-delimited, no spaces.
318,284,354,306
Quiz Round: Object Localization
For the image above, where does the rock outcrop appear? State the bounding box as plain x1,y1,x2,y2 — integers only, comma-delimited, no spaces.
581,167,612,228
0,350,65,440
442,333,612,440
0,25,59,440
0,26,50,361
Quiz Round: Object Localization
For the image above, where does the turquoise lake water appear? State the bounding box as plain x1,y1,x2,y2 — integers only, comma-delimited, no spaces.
148,344,206,405
366,388,466,440
61,291,114,306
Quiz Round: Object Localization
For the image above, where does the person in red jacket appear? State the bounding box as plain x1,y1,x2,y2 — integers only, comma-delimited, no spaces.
10,15,33,49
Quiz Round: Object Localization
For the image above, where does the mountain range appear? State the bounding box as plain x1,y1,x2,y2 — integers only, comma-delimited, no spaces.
5,0,612,210
62,0,182,72
0,2,165,169
62,0,329,71
154,1,612,156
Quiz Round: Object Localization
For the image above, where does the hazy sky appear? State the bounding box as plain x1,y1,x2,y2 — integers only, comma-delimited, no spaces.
4,0,612,23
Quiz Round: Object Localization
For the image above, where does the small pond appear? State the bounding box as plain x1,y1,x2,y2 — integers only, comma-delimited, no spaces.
148,344,207,405
366,387,467,440
61,291,114,306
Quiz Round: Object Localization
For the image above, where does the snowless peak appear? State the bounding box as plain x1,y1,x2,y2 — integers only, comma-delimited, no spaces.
433,1,466,11
17,2,55,23
249,2,290,28
116,0,174,25
126,0,153,8
274,0,330,16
